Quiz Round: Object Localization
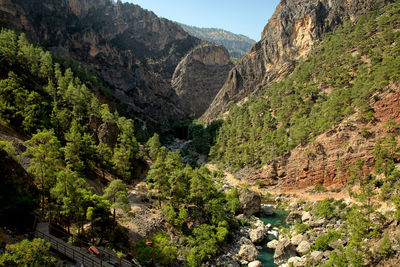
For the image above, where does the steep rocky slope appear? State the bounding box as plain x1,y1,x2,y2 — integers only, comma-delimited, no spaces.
201,0,392,122
178,23,255,59
248,85,400,189
0,0,232,122
209,0,399,189
172,44,233,117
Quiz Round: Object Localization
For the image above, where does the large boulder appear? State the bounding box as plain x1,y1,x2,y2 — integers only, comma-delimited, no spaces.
286,211,302,224
261,204,275,216
274,239,297,266
249,228,264,244
267,239,280,249
249,219,266,243
248,260,262,267
296,241,311,256
311,218,327,228
239,189,261,215
237,244,259,263
301,211,312,222
290,234,304,246
288,256,307,267
310,251,324,261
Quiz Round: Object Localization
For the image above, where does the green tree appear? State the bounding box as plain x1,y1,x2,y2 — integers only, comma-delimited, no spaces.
146,133,163,161
63,121,96,173
0,238,53,267
51,168,91,234
103,179,130,226
112,145,132,181
225,188,241,215
189,166,216,206
23,129,62,213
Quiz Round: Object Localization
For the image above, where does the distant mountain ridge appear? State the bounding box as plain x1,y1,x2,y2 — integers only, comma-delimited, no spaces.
178,23,255,59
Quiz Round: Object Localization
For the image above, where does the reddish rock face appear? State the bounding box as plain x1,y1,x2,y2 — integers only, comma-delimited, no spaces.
248,84,400,189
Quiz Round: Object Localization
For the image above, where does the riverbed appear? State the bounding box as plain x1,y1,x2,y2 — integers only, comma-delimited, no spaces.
257,210,288,267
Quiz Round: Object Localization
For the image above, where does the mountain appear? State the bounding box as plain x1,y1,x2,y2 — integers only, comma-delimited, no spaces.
177,23,255,59
0,0,232,123
208,0,399,189
201,0,393,123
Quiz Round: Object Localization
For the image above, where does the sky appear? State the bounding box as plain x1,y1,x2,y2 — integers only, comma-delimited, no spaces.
124,0,281,41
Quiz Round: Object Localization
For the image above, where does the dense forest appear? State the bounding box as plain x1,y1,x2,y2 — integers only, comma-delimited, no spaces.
210,2,400,171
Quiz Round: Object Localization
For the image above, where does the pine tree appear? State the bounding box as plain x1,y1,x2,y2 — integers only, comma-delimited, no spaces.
23,129,62,214
103,179,130,226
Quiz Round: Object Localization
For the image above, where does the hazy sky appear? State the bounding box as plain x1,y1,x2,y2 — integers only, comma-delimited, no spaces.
124,0,280,41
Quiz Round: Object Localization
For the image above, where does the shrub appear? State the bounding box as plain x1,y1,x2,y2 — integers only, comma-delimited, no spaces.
313,198,335,219
294,221,310,234
377,234,394,259
314,184,328,193
313,229,341,251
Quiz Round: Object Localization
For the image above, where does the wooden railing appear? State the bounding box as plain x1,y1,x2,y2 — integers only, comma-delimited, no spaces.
35,226,141,267
35,230,105,267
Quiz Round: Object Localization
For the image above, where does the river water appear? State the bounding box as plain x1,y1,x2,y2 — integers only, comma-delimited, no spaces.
257,210,288,267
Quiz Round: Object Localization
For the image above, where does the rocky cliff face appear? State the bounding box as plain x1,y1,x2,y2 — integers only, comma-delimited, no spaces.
248,83,400,189
172,44,233,117
201,0,391,122
0,0,231,122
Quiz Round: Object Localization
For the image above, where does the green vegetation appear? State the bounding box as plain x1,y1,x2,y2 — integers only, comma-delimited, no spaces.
312,229,341,251
146,140,240,266
136,232,178,266
0,28,145,254
0,140,19,162
0,238,54,267
210,1,400,170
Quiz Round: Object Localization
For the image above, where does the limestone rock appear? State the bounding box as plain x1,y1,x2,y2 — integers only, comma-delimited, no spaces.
237,244,259,263
291,234,304,246
286,211,302,224
301,212,312,222
296,241,311,256
274,239,297,266
171,44,233,117
248,260,262,267
311,218,327,228
288,256,307,267
239,189,261,215
249,228,264,244
267,239,280,249
249,219,266,243
261,204,275,216
310,251,324,261
201,0,390,123
0,0,231,123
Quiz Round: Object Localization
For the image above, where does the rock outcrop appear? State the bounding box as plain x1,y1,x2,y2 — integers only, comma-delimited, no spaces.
201,0,391,123
248,85,400,188
238,189,261,215
171,44,233,117
0,0,231,123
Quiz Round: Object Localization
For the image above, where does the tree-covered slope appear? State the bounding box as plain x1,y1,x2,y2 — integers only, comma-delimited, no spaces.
178,23,255,59
0,28,148,256
210,1,400,171
0,28,244,266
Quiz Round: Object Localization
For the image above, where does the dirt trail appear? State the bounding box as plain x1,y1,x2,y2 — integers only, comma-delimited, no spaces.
205,164,394,213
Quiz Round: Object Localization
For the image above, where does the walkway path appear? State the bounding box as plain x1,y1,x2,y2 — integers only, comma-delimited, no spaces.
35,223,141,267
